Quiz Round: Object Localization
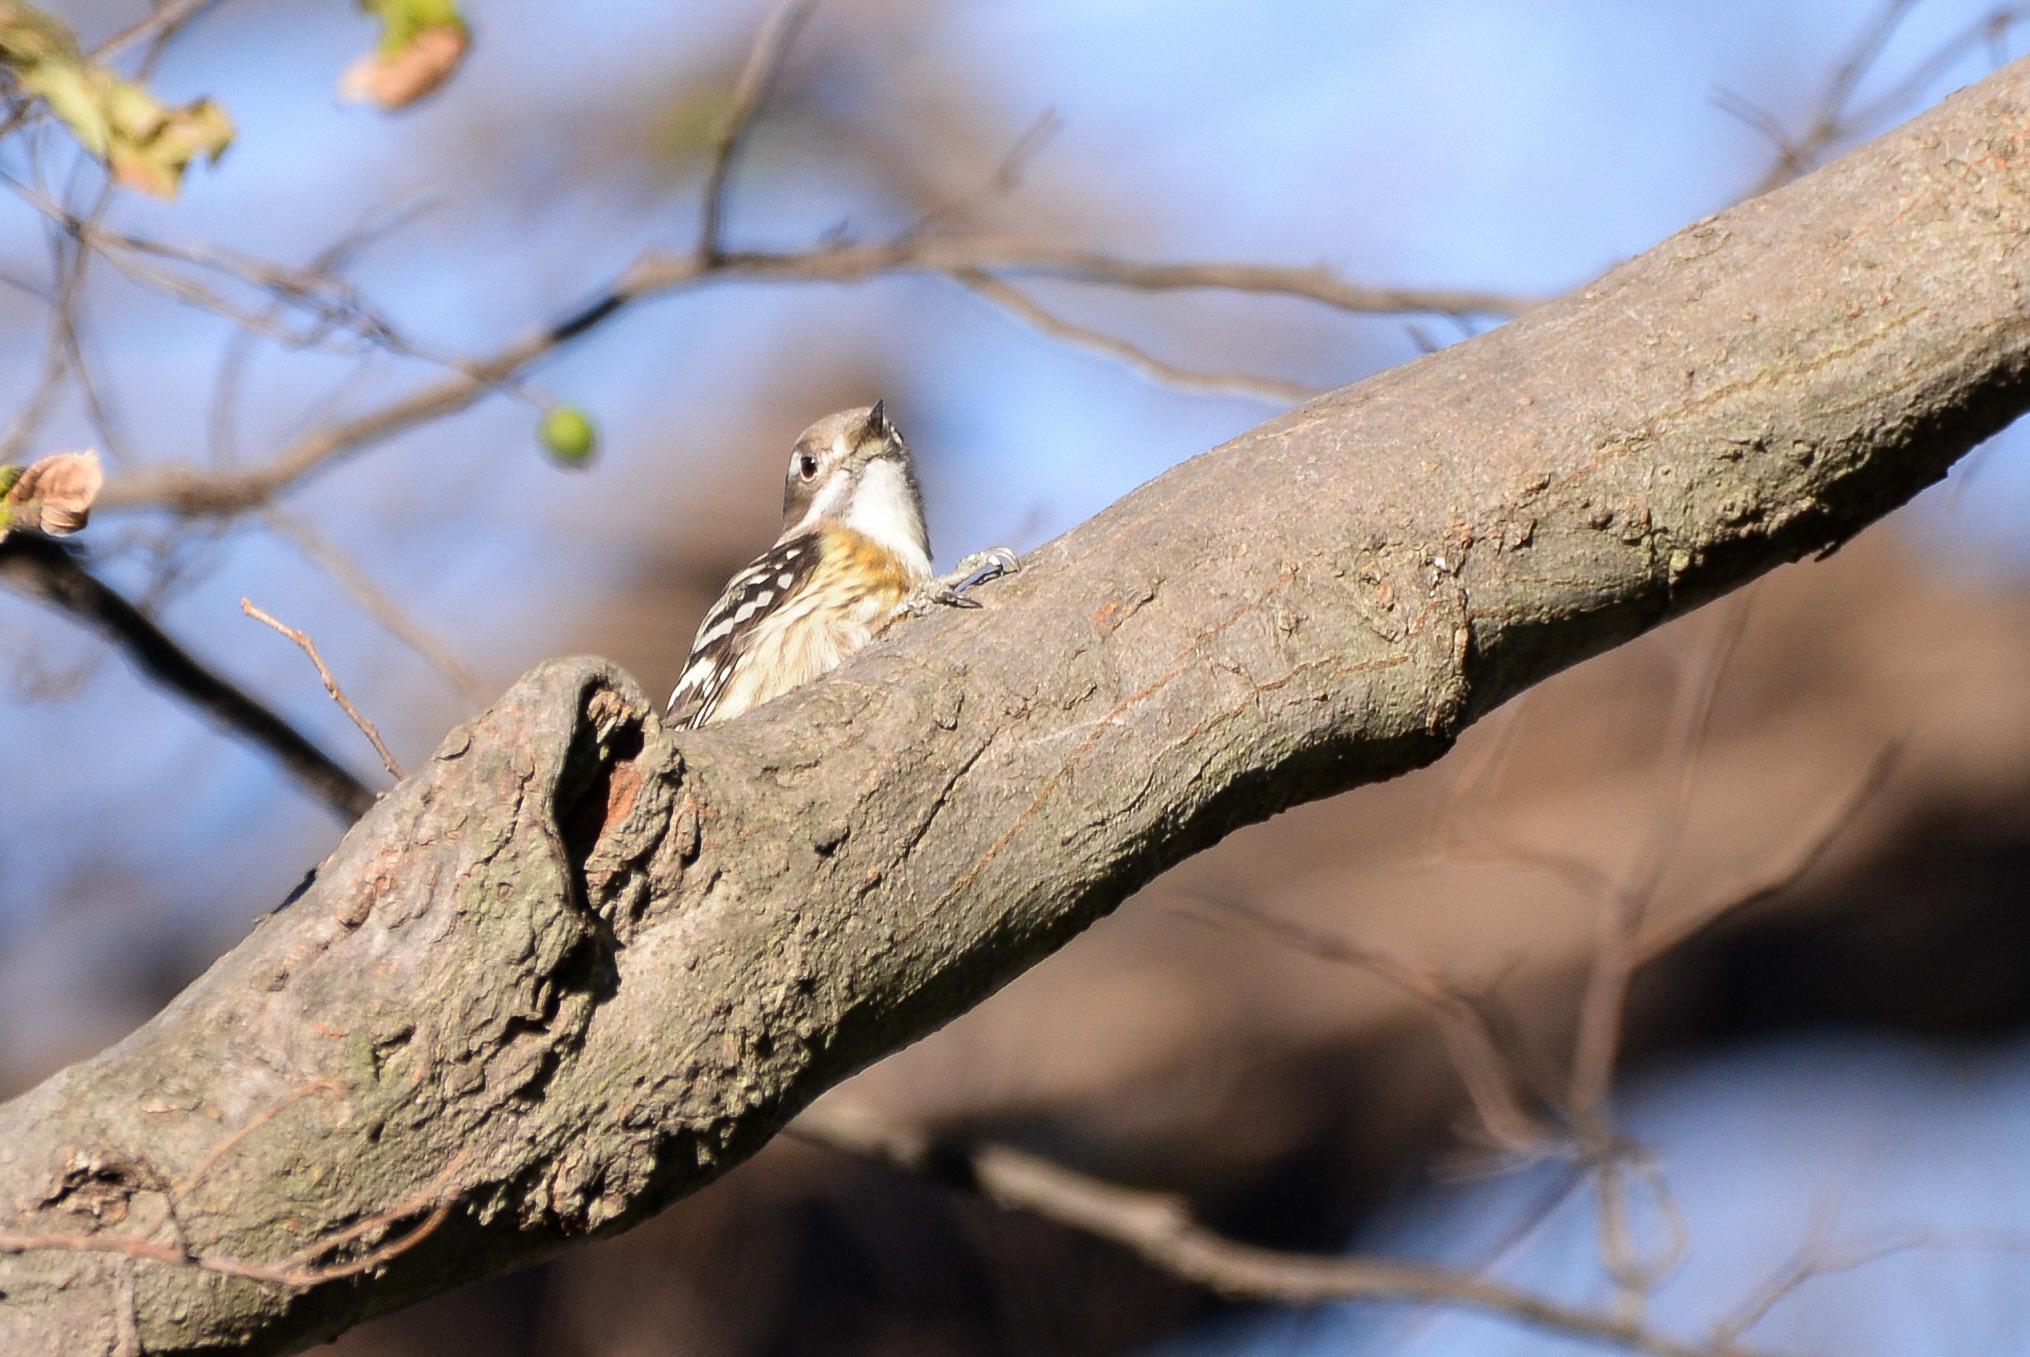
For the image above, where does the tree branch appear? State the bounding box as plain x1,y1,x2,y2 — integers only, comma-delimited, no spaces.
788,1104,1757,1357
952,266,1324,404
240,597,404,780
0,534,374,818
94,237,1536,517
698,0,818,263
6,57,2030,1353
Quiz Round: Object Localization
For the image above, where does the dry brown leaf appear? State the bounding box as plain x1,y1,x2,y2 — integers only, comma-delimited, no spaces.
339,25,468,110
0,3,233,200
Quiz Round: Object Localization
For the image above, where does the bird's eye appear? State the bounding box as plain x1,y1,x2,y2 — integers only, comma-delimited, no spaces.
797,454,819,480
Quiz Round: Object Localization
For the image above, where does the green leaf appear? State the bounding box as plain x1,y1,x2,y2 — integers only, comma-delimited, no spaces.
539,407,598,467
361,0,467,56
0,2,232,199
0,462,21,541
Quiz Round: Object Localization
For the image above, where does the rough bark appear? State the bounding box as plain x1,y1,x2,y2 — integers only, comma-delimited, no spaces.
6,60,2030,1356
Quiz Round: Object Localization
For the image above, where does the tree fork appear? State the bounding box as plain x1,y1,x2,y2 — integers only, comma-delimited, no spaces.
6,59,2030,1355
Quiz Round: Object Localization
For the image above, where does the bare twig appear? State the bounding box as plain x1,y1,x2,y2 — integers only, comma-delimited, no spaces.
0,535,373,818
1569,598,1753,1318
88,0,222,63
1425,687,1538,846
170,1080,345,1207
908,107,1063,235
1632,741,1901,964
241,597,404,780
698,0,821,262
1845,8,2028,129
1568,595,1753,1138
1722,1,2028,196
0,198,94,464
0,1199,453,1291
265,509,489,710
1721,0,1922,194
206,201,438,468
791,1103,1758,1357
74,226,418,357
1714,1222,2030,1346
1177,897,1552,1156
955,268,1321,404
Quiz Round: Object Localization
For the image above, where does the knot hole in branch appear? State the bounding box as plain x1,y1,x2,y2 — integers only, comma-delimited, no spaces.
557,686,648,881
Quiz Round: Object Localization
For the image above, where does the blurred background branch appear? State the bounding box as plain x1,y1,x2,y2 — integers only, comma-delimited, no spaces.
0,533,373,815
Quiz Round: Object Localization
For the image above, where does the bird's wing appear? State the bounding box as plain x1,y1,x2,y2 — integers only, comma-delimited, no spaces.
666,534,823,728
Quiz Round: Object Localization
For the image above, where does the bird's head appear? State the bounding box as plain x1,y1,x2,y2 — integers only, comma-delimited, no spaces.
778,401,930,569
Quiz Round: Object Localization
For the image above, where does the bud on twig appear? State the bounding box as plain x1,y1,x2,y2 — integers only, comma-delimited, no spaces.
0,449,102,540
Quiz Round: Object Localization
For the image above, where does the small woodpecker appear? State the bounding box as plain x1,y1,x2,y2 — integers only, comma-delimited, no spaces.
666,403,1017,728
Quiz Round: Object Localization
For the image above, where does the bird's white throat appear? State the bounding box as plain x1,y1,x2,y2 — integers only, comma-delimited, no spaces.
839,458,931,579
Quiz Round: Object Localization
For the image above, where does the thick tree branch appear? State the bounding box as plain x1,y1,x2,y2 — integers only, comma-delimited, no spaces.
6,59,2030,1355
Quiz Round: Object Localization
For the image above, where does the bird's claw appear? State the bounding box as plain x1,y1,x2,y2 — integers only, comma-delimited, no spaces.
894,547,1020,619
951,547,1020,596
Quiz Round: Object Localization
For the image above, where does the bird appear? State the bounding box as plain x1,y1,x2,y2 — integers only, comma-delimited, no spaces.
666,403,1017,728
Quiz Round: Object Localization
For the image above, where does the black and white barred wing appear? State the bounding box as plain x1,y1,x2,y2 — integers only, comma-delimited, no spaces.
666,536,821,728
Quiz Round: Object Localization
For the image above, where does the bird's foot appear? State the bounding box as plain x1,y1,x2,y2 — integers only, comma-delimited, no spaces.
894,547,1020,619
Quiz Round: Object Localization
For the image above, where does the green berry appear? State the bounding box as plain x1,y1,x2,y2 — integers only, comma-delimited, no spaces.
540,406,597,466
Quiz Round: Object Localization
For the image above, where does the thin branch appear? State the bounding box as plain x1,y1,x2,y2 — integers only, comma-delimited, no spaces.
908,107,1063,235
241,597,404,780
698,0,820,262
205,201,438,468
1845,8,2030,131
264,508,489,711
1425,686,1537,844
0,535,373,818
0,173,443,376
955,268,1321,404
1713,1223,2030,1346
1443,814,1625,904
88,0,222,63
95,238,1536,517
1623,598,1755,913
0,193,98,464
790,1104,1757,1357
1175,897,1552,1157
1724,1,2029,196
0,1199,453,1292
1566,597,1753,1318
170,1080,344,1207
1725,0,1921,195
75,226,416,357
1567,594,1753,1137
1631,741,1901,965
